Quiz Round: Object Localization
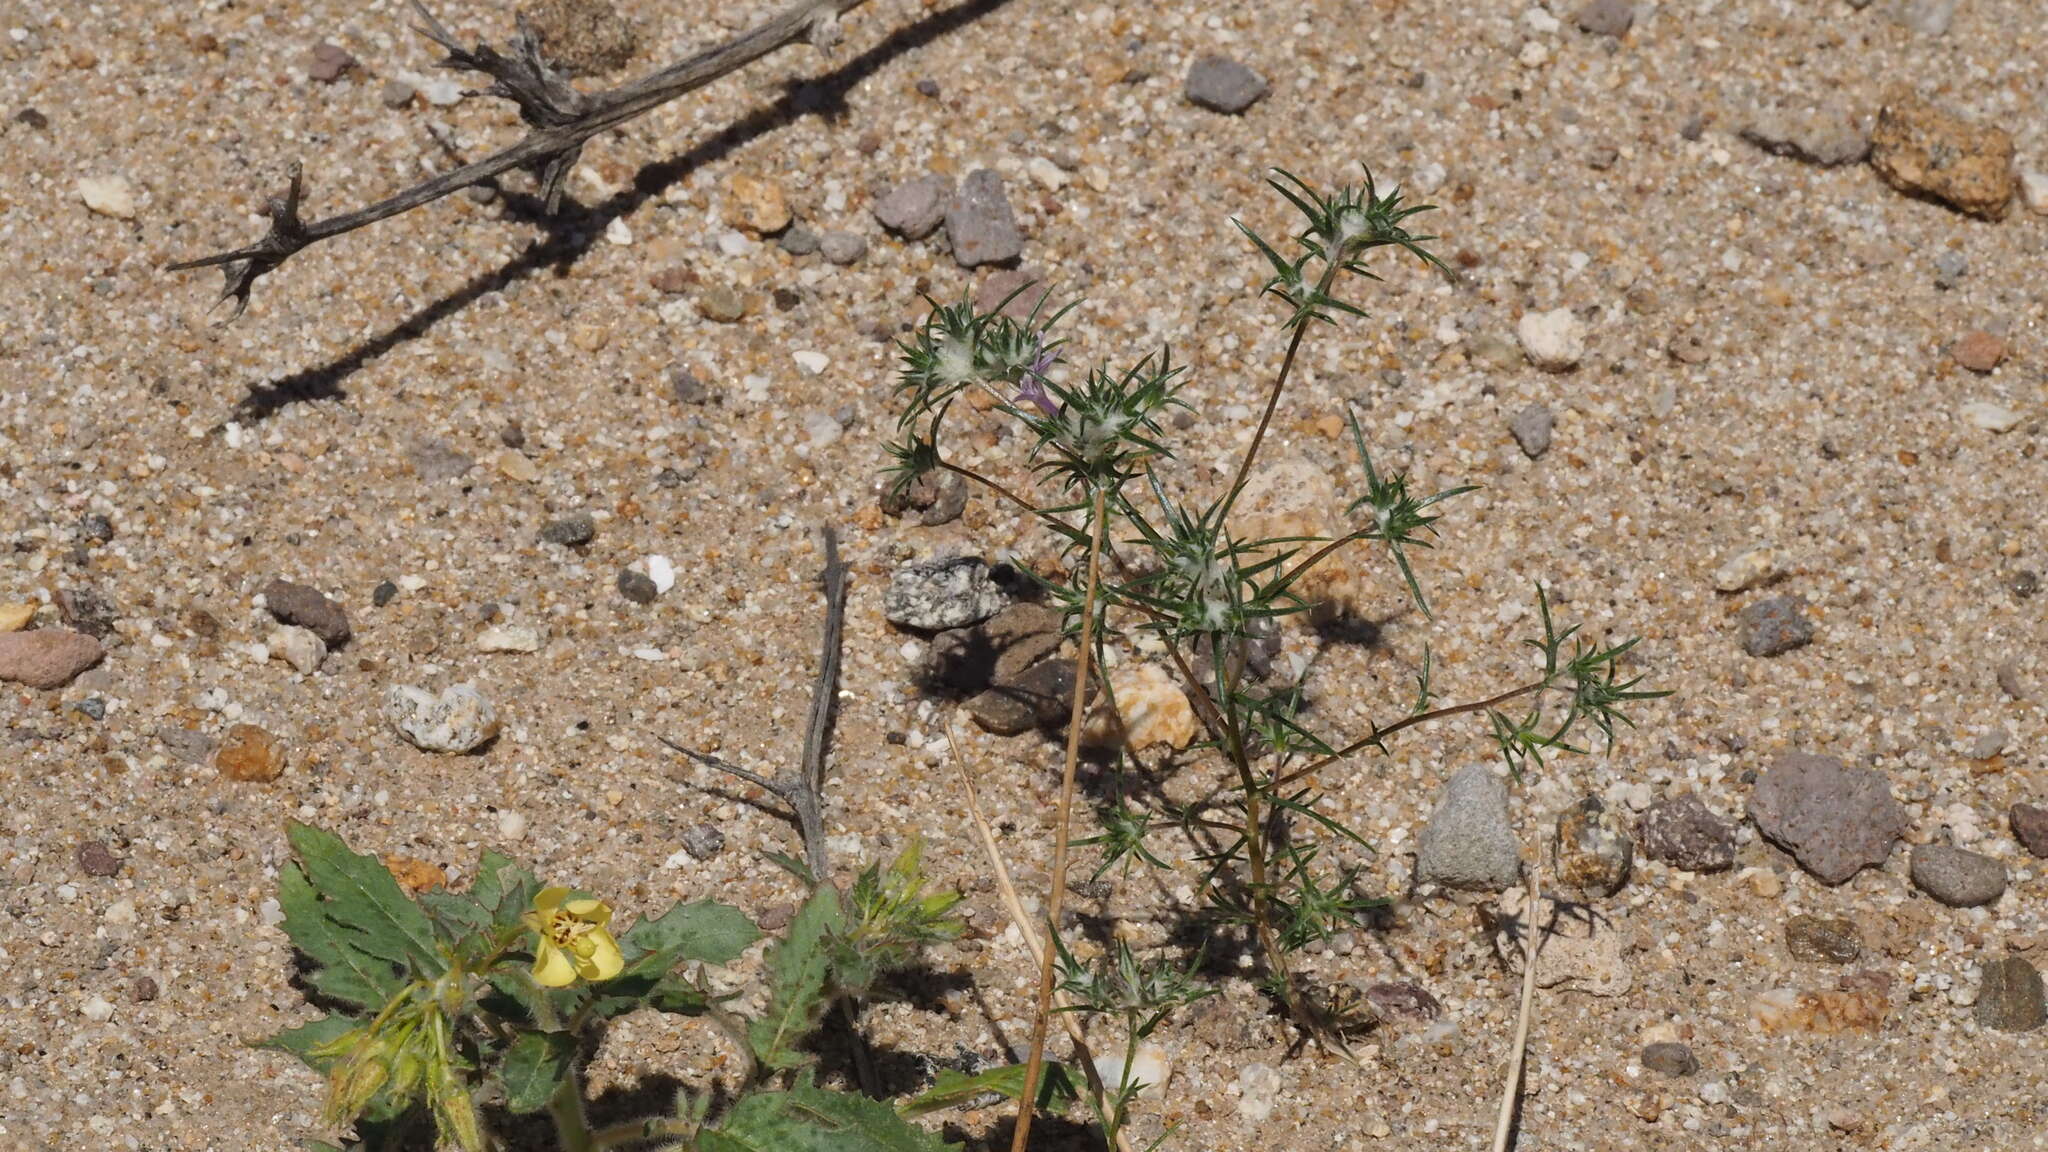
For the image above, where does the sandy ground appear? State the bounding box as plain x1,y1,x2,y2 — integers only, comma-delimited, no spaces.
1,0,2044,1148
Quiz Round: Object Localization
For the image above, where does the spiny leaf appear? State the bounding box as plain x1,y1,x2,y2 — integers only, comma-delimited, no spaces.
278,856,407,1011
700,1076,956,1152
499,1030,575,1114
746,885,845,1071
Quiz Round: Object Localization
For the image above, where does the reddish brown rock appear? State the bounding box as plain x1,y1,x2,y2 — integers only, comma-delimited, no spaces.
1952,329,2007,373
215,723,287,783
1869,98,2015,219
0,629,105,689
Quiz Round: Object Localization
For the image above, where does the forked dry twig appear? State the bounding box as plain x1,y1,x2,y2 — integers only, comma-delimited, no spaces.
166,0,870,319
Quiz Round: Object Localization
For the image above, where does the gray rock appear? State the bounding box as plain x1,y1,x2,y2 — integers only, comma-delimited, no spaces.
387,682,500,754
56,588,118,639
1640,1042,1697,1078
617,568,658,605
409,437,475,482
307,41,357,83
379,79,416,109
1784,915,1861,964
777,225,820,256
0,630,106,690
680,823,726,860
157,726,217,765
873,174,952,240
880,471,968,526
1977,956,2046,1032
76,840,123,877
1886,0,1957,37
1908,843,2006,907
1748,752,1905,884
1575,0,1636,37
1184,54,1269,114
540,512,597,547
1415,765,1522,891
946,170,1023,268
968,658,1075,736
2012,803,2048,858
669,364,713,406
1553,796,1633,898
1510,404,1554,459
819,230,868,265
1740,594,1813,657
1740,105,1870,167
372,579,400,607
1636,793,1737,872
1966,726,2008,759
260,578,351,646
883,556,1009,631
1933,249,1968,290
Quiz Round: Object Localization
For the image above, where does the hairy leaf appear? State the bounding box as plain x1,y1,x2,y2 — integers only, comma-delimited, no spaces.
701,1076,955,1152
499,1030,575,1114
286,822,445,977
278,855,406,1011
901,1063,1078,1117
746,885,844,1070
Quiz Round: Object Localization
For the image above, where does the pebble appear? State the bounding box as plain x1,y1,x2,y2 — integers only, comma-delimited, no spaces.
57,588,117,639
725,172,790,236
76,841,123,877
1640,1042,1697,1078
77,175,138,220
379,78,416,109
258,578,351,647
1739,104,1869,167
1959,402,2021,433
1362,982,1441,1023
477,625,543,654
681,823,726,860
1887,0,1957,37
1097,663,1197,752
157,726,216,765
388,683,500,754
1933,248,1968,289
1185,54,1269,114
1636,793,1737,872
617,568,659,604
778,225,820,256
1415,765,1522,892
1517,308,1585,371
698,285,746,323
1553,796,1633,898
132,976,159,1003
1908,843,2006,907
1026,156,1068,191
1740,594,1812,657
1967,727,2009,759
1952,329,2007,373
1869,97,2016,219
946,169,1024,268
792,350,831,375
268,625,327,675
421,79,464,106
1976,956,2046,1032
306,41,356,83
1713,547,1782,593
669,365,713,405
71,697,106,722
0,629,105,689
498,810,528,841
0,602,34,632
372,580,400,608
1093,1041,1171,1098
494,450,539,483
2011,804,2048,857
1785,915,1862,964
1509,403,1553,459
215,723,287,782
81,996,116,1024
2022,168,2048,215
540,512,597,547
884,556,1009,631
1235,1063,1282,1122
818,230,867,265
873,174,952,240
645,555,677,594
1749,752,1906,884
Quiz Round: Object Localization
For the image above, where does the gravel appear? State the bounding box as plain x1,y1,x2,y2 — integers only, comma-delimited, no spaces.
1976,957,2046,1032
1640,1042,1698,1077
540,512,598,547
1740,594,1813,657
1510,403,1554,459
1784,915,1862,964
260,578,351,646
387,683,501,754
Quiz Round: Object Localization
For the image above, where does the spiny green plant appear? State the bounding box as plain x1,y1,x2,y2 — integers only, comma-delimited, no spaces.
886,166,1666,1147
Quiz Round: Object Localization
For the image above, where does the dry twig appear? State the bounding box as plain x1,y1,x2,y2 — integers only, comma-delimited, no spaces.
166,0,870,319
1491,860,1543,1152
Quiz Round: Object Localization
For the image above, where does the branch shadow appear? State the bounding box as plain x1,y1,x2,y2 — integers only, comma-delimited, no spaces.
233,0,1018,422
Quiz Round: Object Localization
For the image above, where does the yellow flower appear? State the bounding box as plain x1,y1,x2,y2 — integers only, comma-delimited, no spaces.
521,887,624,987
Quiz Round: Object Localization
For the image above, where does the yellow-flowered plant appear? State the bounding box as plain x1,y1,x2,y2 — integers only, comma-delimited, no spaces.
522,887,625,988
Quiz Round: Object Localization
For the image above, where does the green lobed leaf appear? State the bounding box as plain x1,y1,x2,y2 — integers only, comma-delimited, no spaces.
700,1076,956,1152
278,857,407,1011
286,822,446,978
498,1030,576,1114
621,899,761,969
746,885,845,1071
418,851,542,950
901,1063,1078,1117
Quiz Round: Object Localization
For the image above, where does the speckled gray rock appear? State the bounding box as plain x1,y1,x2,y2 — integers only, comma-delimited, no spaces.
388,682,501,754
1740,105,1870,167
819,230,868,265
1784,915,1861,964
777,225,820,256
2012,803,2048,858
1976,956,2046,1032
883,556,1009,631
540,512,597,547
946,170,1023,268
0,630,105,689
1748,752,1904,884
1741,594,1813,657
873,174,951,240
1908,843,2006,907
1636,793,1737,872
680,823,726,860
1184,54,1268,114
1510,404,1554,459
1416,765,1522,891
260,578,351,646
1640,1042,1696,1077
1575,0,1636,37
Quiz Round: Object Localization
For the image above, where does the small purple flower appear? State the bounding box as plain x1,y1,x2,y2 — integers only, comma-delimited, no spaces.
1016,337,1061,418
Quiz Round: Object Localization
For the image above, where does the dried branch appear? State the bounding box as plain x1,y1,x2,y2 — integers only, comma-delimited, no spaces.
660,525,848,881
166,0,869,320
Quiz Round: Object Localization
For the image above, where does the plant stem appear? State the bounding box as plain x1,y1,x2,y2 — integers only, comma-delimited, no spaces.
1213,257,1345,528
1266,679,1548,794
549,1069,597,1152
1011,485,1109,1152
